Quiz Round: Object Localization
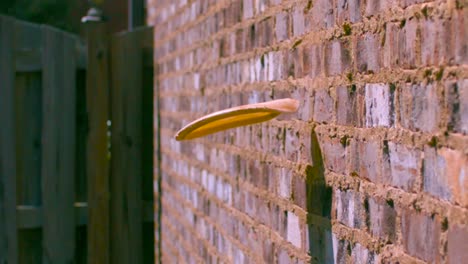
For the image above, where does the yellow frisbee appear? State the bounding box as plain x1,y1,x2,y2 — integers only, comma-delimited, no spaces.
175,98,299,141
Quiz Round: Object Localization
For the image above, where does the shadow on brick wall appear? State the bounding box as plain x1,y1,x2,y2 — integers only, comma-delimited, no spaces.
306,129,334,263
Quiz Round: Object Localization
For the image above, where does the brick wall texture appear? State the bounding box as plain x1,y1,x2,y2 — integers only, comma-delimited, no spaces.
147,0,467,263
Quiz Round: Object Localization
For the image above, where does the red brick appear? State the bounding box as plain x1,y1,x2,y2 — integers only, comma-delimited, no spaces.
453,9,468,65
365,83,394,127
367,197,396,242
401,211,440,262
399,83,440,132
351,243,378,264
421,18,454,66
325,40,352,76
292,5,305,36
383,142,421,192
336,0,362,23
424,147,468,207
313,89,334,123
320,135,347,174
305,44,324,78
445,79,468,134
397,18,420,68
348,139,382,183
336,85,365,126
275,11,290,42
447,224,468,264
355,34,381,73
243,0,254,19
305,0,335,30
335,189,365,229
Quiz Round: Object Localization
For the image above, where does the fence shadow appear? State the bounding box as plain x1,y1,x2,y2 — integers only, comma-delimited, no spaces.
306,129,334,263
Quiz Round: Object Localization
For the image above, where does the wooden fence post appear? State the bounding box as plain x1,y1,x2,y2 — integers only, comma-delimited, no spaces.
0,15,18,264
83,9,111,264
110,29,143,264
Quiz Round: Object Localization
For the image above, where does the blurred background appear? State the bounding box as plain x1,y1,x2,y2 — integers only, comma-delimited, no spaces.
0,0,141,34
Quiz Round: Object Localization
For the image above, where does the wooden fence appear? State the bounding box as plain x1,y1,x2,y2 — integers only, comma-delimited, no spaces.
0,15,154,264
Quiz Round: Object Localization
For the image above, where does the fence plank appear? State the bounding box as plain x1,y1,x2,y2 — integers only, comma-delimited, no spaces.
111,31,143,264
15,73,43,263
41,26,76,263
86,22,110,264
15,73,42,206
0,15,19,264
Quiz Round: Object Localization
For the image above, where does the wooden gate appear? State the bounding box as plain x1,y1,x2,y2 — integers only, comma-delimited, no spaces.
0,15,154,264
0,15,87,263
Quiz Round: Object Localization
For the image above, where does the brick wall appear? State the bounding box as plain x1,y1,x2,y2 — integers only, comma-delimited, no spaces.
147,0,467,263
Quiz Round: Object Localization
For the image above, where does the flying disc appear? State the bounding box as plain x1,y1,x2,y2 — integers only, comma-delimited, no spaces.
175,98,299,141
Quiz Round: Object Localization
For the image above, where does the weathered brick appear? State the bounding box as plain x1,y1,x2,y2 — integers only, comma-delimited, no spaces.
275,11,290,42
367,197,396,242
320,135,347,174
313,89,334,123
453,8,468,65
356,34,381,73
424,147,468,207
348,139,382,183
292,5,305,37
351,243,378,264
446,79,468,134
243,0,254,19
278,168,292,199
287,212,302,248
336,85,363,126
401,211,440,262
336,0,362,23
383,142,421,192
447,224,468,264
306,0,335,30
365,83,393,127
325,40,352,76
397,18,420,68
306,44,324,78
293,175,307,209
399,83,440,132
335,189,365,229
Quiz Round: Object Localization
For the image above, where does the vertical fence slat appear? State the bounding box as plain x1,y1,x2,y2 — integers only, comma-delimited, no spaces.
41,26,75,263
16,72,43,264
110,31,143,264
15,73,42,207
86,22,110,264
0,15,19,264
